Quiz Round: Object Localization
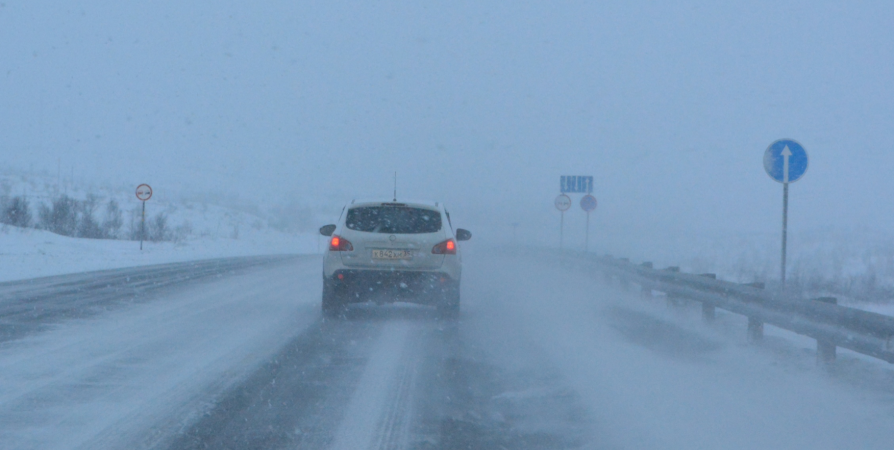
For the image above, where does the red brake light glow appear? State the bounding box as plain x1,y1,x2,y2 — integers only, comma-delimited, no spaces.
432,239,457,255
329,235,353,251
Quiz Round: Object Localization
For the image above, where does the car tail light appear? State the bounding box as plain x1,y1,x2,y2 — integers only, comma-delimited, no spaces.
432,239,456,255
329,235,353,251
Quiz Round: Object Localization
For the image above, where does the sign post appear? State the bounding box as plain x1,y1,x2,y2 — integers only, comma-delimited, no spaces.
554,194,572,249
135,184,153,250
580,194,598,252
558,175,594,251
763,140,808,287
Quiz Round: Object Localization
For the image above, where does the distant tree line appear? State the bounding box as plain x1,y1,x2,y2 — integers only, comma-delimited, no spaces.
0,194,178,242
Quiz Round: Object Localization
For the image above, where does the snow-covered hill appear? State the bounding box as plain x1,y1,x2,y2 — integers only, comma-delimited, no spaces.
0,169,328,282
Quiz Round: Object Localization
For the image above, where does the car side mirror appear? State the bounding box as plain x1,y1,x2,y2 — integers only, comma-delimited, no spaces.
455,228,472,241
319,224,336,236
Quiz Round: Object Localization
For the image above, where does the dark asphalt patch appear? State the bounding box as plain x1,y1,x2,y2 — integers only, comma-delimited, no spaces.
165,318,381,450
410,322,591,450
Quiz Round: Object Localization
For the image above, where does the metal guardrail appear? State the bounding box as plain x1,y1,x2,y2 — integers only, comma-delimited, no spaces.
568,252,894,365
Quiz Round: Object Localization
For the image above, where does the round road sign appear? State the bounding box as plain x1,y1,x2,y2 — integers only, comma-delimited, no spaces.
136,184,153,201
580,194,597,212
554,194,572,212
764,139,808,184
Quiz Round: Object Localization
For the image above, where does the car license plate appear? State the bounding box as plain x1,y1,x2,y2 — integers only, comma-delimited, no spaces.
372,249,412,260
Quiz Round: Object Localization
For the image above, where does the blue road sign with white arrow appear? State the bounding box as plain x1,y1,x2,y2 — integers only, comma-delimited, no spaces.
764,139,808,184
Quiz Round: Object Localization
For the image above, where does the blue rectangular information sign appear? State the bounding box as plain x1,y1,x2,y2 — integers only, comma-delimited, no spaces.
560,175,593,194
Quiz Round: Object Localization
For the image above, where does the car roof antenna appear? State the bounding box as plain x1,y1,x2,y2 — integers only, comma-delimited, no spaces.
393,171,397,202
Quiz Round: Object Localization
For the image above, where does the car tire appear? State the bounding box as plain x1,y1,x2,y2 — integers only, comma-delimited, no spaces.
437,282,460,317
322,277,345,318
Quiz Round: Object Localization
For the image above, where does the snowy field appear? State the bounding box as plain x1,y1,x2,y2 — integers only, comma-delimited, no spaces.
0,169,327,282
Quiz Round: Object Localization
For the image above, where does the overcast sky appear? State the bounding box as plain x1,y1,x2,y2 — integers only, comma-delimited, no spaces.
2,1,894,246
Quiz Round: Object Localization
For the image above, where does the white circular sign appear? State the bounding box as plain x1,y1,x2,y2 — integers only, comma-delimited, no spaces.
554,194,571,212
136,184,153,201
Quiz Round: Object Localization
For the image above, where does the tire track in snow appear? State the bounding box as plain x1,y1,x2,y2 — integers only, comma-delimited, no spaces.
166,317,383,450
329,320,415,450
371,342,419,450
162,302,592,450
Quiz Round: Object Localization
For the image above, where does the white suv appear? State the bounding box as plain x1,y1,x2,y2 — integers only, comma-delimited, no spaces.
319,200,472,316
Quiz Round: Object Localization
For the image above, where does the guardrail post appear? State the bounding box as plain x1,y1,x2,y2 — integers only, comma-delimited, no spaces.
814,297,838,364
699,274,717,322
664,267,682,309
589,252,894,365
746,282,765,342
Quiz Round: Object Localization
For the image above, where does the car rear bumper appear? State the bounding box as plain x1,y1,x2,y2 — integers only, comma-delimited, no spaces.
325,269,458,304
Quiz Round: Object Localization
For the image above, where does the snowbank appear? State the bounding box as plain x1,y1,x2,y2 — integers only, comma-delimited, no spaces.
0,225,322,283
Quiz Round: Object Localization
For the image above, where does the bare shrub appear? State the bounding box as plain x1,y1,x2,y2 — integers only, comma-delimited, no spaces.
1,196,32,228
38,195,78,236
76,194,103,239
173,221,193,242
148,213,170,242
101,200,123,239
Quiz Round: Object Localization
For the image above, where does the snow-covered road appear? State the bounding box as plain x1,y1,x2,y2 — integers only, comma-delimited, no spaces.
1,252,893,449
0,257,319,450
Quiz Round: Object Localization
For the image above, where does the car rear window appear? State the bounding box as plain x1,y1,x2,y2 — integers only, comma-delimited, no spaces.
345,205,442,234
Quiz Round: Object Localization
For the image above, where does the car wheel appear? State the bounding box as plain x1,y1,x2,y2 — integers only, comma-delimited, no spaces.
437,282,460,317
322,277,345,318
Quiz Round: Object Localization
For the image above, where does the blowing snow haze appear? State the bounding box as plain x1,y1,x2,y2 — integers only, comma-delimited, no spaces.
2,1,894,246
7,3,894,449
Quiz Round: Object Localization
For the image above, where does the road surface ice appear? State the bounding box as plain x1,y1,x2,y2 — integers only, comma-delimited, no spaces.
1,251,893,449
